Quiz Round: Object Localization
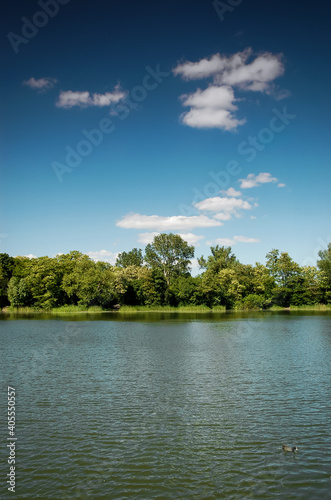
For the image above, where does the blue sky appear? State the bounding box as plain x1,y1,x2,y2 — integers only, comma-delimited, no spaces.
1,0,330,271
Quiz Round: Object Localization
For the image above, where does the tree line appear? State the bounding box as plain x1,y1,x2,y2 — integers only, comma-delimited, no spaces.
1,234,330,310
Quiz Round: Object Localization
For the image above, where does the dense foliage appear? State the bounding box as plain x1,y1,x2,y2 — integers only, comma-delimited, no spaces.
1,236,331,310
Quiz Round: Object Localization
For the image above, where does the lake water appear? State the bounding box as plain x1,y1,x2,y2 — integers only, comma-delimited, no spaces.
1,311,330,499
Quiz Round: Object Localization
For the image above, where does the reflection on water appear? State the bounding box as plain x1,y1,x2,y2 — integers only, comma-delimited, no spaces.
0,313,330,499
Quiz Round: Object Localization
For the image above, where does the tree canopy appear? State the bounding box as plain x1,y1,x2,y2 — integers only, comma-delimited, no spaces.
1,236,330,311
145,233,194,285
116,248,143,268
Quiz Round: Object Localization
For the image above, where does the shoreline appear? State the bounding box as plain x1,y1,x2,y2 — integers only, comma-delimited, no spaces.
1,304,331,315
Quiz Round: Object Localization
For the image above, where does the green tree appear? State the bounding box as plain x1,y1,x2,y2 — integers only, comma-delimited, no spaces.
290,266,324,306
0,253,15,307
198,245,237,273
195,271,223,308
116,248,143,268
266,249,301,306
317,243,331,297
7,277,32,308
145,233,194,286
62,258,120,307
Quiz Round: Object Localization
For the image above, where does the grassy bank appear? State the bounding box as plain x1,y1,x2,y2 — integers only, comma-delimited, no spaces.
273,304,331,311
2,304,226,314
2,304,331,314
118,305,226,313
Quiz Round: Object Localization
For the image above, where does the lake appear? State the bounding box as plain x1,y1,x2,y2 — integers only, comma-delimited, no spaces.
1,311,330,499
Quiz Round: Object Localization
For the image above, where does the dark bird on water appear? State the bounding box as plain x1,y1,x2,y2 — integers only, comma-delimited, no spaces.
282,445,298,453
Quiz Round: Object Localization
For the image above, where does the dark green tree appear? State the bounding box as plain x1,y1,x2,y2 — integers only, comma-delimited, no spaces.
0,253,15,307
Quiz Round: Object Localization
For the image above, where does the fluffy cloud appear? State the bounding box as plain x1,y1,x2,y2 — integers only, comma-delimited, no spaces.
178,233,205,246
277,183,286,188
117,213,222,231
174,49,284,91
87,250,119,265
173,53,228,80
56,86,126,109
213,212,232,221
180,85,245,130
207,235,259,246
195,196,252,213
221,187,241,197
239,172,280,188
173,48,288,130
214,50,284,92
137,232,160,245
23,77,57,92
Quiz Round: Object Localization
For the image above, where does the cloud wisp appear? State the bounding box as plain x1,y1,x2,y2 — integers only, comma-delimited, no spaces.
195,196,252,212
173,48,289,130
87,250,119,265
207,235,260,246
56,85,126,109
23,77,57,92
117,213,222,231
239,172,285,189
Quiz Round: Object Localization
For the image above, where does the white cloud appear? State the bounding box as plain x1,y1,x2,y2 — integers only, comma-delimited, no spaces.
206,235,259,246
214,50,284,92
56,86,126,109
137,232,204,246
233,235,259,243
87,250,119,265
206,238,234,246
239,172,279,189
173,49,288,131
221,187,241,197
181,85,236,110
190,258,202,276
117,213,222,231
180,85,245,130
116,213,222,231
174,49,284,92
250,215,257,219
23,77,57,92
195,196,252,213
23,253,37,259
213,212,232,221
277,182,286,188
178,233,204,246
137,232,160,245
173,53,227,80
